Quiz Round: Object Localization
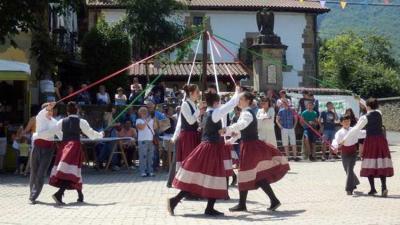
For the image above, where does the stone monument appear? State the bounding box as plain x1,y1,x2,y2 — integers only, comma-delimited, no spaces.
251,8,287,92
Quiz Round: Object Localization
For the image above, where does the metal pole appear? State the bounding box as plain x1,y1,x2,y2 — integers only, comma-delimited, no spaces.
201,30,208,92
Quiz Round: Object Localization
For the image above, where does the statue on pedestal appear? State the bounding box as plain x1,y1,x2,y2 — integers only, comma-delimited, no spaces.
255,8,282,46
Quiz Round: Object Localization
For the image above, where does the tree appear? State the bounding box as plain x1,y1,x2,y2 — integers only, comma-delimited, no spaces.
0,0,82,79
117,0,187,60
81,17,132,93
319,32,400,98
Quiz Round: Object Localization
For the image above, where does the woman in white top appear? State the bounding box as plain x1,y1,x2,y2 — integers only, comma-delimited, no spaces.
256,97,277,147
96,85,110,105
136,107,157,177
114,87,127,106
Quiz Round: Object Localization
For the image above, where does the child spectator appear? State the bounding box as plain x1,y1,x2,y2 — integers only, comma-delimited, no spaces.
96,85,111,105
16,136,30,175
301,101,319,161
319,102,338,161
276,100,299,161
136,107,157,177
115,87,127,106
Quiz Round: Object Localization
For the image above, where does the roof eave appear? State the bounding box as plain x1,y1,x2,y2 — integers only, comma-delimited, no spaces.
86,4,330,14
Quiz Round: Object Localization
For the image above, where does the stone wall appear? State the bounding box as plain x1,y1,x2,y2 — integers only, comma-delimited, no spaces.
299,13,318,87
379,97,400,132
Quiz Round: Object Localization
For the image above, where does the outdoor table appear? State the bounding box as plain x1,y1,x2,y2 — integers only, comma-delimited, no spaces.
80,137,135,170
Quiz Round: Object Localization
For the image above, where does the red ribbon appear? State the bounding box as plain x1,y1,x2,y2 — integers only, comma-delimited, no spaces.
57,32,201,104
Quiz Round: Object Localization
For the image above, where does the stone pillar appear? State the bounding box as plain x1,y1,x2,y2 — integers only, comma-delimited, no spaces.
300,13,318,87
251,43,287,92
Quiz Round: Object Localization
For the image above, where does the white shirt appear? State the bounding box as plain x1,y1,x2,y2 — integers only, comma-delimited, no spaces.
136,118,154,141
342,110,382,143
171,98,200,142
226,107,254,143
276,98,292,109
332,127,366,149
256,107,275,128
209,91,240,124
32,108,62,142
42,115,103,140
97,92,110,104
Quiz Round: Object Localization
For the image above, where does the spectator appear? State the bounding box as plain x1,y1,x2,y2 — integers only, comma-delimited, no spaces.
136,107,157,177
118,120,137,168
15,136,30,175
345,108,358,127
276,100,299,161
0,118,6,173
129,79,144,105
153,82,166,104
301,101,320,161
96,85,111,105
276,90,292,109
77,83,92,105
250,99,259,114
115,87,127,106
125,107,138,125
96,125,122,171
66,85,77,102
256,97,277,147
298,90,310,113
104,105,117,128
266,88,277,107
162,106,177,169
309,93,319,116
54,81,63,101
319,102,338,161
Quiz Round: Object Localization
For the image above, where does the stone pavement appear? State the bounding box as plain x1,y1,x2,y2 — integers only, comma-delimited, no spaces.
1,146,399,225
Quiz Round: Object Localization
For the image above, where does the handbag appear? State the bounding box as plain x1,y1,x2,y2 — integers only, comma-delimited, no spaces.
145,121,159,146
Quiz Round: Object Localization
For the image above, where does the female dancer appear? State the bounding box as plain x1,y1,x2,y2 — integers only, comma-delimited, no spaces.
168,87,240,216
222,92,289,212
43,102,103,204
342,98,393,197
171,84,202,170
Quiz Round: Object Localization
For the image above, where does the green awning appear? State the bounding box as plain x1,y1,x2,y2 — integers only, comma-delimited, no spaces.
0,71,30,81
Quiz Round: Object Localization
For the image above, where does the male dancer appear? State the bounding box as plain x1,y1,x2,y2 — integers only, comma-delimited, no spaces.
29,102,61,204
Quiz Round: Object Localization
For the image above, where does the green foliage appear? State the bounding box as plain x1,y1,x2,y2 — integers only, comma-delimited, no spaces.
81,17,132,93
319,32,400,98
118,0,187,59
319,0,400,60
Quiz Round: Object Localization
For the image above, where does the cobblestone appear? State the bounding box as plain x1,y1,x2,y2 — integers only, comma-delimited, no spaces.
1,146,399,225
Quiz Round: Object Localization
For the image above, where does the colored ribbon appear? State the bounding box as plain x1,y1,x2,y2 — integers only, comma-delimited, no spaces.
56,31,202,104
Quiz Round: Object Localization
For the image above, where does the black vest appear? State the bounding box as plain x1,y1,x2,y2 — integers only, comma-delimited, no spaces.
240,109,258,141
202,110,222,143
181,101,198,131
62,116,81,141
365,111,383,136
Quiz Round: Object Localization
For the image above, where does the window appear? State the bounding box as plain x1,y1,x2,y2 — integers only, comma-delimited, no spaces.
193,16,203,26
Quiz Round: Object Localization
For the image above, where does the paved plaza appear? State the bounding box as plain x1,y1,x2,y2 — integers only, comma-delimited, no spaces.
1,145,399,225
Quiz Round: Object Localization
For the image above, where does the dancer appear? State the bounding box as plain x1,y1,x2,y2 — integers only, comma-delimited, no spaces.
221,92,290,212
43,102,103,204
341,98,393,197
29,102,61,204
168,86,240,216
171,84,201,170
332,115,365,195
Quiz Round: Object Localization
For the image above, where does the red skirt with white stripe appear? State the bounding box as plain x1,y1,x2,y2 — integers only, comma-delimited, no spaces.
49,141,83,190
238,140,290,191
173,141,228,199
360,135,394,178
223,144,233,176
176,130,201,169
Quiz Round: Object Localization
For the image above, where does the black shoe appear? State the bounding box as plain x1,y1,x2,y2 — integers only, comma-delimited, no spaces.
294,157,301,162
77,192,84,203
368,190,378,196
382,189,388,197
167,198,179,216
52,193,65,205
204,208,224,216
268,201,281,211
29,198,36,205
346,191,353,195
229,204,247,212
